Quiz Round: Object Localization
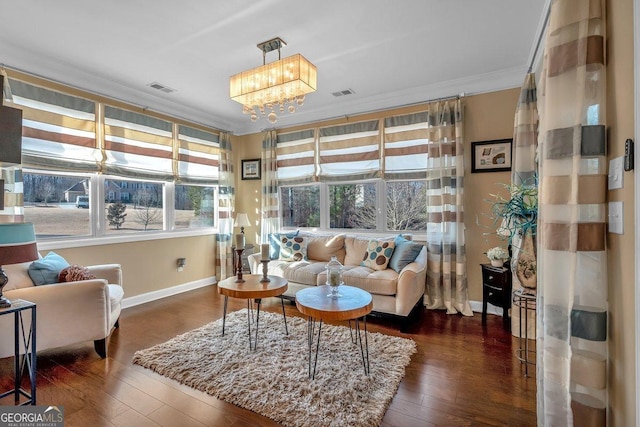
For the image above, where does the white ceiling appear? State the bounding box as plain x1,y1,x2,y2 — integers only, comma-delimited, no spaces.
0,1,548,135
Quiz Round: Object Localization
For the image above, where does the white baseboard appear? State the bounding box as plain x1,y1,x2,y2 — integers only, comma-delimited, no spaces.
121,276,217,309
469,300,502,316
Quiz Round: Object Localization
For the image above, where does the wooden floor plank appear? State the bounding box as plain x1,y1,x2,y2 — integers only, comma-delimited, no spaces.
0,285,536,426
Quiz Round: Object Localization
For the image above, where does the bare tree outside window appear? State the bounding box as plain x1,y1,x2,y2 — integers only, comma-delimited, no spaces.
280,186,320,227
133,188,162,231
329,183,376,229
386,181,427,231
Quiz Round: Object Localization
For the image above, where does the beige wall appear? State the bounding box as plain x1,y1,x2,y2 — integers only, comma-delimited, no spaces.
606,0,636,425
233,88,519,303
48,235,217,298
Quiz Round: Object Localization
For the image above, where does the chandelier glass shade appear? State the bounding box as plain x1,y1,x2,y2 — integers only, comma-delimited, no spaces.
230,38,317,123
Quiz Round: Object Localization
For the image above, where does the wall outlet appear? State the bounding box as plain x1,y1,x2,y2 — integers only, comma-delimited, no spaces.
608,156,624,190
177,258,186,272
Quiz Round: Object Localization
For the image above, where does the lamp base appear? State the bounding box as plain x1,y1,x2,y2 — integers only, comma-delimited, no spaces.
0,296,10,308
0,266,10,307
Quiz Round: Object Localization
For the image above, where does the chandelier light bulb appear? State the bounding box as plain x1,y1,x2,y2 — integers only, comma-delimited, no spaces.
250,113,258,122
288,105,295,113
268,112,277,123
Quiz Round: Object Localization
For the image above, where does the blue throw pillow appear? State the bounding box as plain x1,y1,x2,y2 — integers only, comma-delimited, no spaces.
27,252,70,286
268,230,299,259
388,235,423,273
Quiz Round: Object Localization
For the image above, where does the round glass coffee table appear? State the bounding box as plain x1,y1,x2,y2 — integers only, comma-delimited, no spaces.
295,285,373,379
217,274,288,351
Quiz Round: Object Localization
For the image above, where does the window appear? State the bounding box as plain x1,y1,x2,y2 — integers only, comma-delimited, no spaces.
329,183,376,229
23,172,92,238
280,185,320,228
175,185,216,229
386,181,427,231
105,179,164,233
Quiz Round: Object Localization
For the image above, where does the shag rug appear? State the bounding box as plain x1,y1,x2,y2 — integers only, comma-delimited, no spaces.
133,309,416,427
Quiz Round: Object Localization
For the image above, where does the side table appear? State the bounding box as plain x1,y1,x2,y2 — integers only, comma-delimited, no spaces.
481,263,512,330
0,299,36,405
512,288,536,377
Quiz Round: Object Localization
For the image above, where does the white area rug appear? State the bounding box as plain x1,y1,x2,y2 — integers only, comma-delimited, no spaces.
133,309,416,427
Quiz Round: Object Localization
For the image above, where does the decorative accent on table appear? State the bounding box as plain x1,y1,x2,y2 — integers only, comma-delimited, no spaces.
325,256,343,299
486,246,509,268
260,243,270,283
484,174,538,290
234,233,245,283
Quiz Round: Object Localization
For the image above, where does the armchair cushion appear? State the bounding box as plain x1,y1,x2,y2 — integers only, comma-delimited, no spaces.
28,251,70,285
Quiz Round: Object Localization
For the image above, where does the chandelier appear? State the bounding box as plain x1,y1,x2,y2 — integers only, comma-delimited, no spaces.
230,37,317,124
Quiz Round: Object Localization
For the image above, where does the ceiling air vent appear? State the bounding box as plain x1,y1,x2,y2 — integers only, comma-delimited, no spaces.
147,82,176,94
332,88,355,97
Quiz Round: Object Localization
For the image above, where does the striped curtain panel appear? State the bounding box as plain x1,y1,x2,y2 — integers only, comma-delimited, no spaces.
103,106,173,180
261,130,280,242
177,125,219,185
384,111,429,180
276,129,316,185
216,132,235,279
318,120,380,181
537,0,608,425
9,79,100,172
510,73,539,335
423,99,471,316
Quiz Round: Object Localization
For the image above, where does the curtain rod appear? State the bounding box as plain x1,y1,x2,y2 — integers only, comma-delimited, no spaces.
528,3,551,73
260,92,464,132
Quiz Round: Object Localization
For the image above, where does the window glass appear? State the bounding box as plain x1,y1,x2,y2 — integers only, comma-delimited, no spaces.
23,172,91,238
329,183,376,229
280,185,320,227
175,185,216,229
105,179,164,233
386,181,427,231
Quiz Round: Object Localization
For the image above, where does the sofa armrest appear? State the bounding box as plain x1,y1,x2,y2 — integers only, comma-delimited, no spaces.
395,246,427,316
248,253,261,274
87,264,122,287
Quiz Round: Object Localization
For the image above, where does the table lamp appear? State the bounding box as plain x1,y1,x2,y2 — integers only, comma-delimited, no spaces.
235,213,250,234
0,222,38,308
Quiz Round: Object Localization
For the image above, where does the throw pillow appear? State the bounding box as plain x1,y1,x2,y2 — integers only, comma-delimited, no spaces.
361,239,396,271
58,265,97,282
28,251,70,286
388,235,424,273
268,230,299,259
279,235,307,262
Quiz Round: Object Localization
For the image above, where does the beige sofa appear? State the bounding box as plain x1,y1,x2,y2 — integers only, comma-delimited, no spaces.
0,261,123,358
248,231,426,325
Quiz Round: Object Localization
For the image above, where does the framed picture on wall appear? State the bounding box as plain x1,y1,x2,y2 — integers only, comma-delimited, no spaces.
471,139,513,173
241,158,261,180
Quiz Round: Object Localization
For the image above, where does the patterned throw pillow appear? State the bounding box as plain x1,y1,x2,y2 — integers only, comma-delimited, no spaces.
268,230,299,259
279,236,307,262
58,265,97,282
361,239,396,271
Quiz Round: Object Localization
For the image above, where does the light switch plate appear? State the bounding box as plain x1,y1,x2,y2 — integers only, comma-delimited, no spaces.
608,156,624,190
608,201,623,234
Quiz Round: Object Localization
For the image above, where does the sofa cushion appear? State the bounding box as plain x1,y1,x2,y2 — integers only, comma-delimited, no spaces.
268,259,324,286
279,235,308,261
318,265,398,296
28,252,70,286
302,232,346,263
268,230,299,259
388,235,424,273
59,265,97,282
361,239,396,271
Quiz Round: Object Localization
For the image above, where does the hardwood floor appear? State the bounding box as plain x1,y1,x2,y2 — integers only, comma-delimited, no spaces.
0,285,536,426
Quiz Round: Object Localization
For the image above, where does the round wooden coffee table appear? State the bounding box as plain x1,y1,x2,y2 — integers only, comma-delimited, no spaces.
217,274,288,350
295,285,373,379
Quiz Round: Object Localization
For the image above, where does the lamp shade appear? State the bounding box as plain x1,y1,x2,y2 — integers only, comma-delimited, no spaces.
0,222,38,265
235,213,251,228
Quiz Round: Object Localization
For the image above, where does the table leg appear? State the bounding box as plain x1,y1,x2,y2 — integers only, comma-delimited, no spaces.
355,317,370,376
280,296,288,335
222,296,228,336
246,300,252,350
253,298,262,351
30,306,36,405
13,311,19,404
311,319,323,380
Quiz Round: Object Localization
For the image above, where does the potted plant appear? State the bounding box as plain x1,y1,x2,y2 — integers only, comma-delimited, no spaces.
486,246,509,267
